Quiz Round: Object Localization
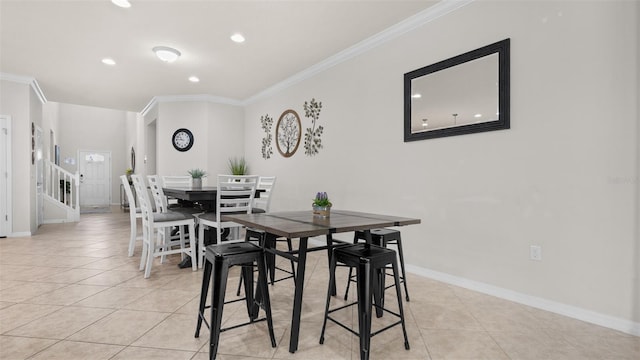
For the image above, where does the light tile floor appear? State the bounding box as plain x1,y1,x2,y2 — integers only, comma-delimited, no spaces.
0,208,638,359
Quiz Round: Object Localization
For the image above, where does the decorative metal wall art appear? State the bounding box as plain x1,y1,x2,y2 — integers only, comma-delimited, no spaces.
260,114,274,159
303,98,323,156
276,109,301,158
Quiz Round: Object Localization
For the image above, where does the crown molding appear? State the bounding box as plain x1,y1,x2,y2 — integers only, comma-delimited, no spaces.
243,0,474,105
140,94,243,116
0,72,47,104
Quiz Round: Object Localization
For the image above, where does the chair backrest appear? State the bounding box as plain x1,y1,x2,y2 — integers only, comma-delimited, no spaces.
131,175,153,235
147,175,169,213
216,175,258,224
253,176,276,212
162,175,192,188
120,175,137,210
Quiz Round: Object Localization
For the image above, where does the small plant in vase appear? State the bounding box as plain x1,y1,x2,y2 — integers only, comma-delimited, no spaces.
125,168,134,185
312,192,332,217
188,168,207,188
228,157,248,175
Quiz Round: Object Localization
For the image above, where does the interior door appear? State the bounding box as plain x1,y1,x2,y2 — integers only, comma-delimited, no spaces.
0,116,10,237
78,150,111,207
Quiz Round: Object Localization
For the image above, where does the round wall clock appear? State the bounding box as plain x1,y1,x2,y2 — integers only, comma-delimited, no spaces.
276,109,301,158
172,128,194,152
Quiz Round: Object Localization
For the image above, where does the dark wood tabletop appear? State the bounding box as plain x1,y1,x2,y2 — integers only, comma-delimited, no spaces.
222,210,420,238
221,209,421,354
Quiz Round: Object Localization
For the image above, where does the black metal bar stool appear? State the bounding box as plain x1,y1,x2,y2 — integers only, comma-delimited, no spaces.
320,243,410,360
345,229,410,301
236,229,296,295
195,242,276,360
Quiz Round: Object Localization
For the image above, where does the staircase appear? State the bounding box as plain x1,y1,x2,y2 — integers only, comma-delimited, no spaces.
43,160,80,223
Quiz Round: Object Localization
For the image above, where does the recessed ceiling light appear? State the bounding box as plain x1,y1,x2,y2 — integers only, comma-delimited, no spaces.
230,33,245,43
411,93,422,99
474,113,482,118
188,76,200,83
101,58,116,66
152,46,181,63
111,0,131,8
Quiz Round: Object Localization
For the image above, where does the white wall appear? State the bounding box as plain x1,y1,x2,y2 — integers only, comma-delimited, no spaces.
146,100,244,185
243,0,639,329
0,79,40,235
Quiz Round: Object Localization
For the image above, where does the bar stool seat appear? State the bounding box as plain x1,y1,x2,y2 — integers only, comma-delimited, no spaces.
345,229,410,301
195,242,276,360
320,243,409,360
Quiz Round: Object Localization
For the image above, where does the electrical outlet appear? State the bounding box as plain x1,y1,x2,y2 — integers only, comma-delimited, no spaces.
530,245,542,261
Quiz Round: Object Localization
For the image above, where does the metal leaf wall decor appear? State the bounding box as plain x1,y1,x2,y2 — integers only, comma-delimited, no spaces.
260,114,274,159
303,98,324,156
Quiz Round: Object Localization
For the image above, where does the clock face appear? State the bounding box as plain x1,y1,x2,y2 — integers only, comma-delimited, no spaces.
172,128,194,152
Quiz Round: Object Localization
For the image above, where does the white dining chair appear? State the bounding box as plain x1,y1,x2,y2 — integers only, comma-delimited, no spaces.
120,175,142,257
252,176,276,213
131,175,197,278
162,175,193,207
194,175,258,268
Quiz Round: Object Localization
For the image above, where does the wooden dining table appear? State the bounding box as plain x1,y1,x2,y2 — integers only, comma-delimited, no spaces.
222,209,421,354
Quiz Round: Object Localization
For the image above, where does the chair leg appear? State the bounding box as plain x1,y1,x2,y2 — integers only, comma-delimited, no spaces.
209,257,229,360
195,259,212,338
391,259,410,350
128,216,137,257
139,238,148,271
144,237,154,278
356,259,373,360
198,224,206,269
319,250,338,345
256,254,277,347
189,223,197,272
179,225,186,261
394,236,410,301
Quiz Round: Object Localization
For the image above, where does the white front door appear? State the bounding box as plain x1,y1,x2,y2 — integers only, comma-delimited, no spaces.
79,150,111,207
0,116,11,237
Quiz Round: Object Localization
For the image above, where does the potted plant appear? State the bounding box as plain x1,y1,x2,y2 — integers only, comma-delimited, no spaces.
228,157,248,175
188,168,207,188
312,191,332,217
125,168,134,185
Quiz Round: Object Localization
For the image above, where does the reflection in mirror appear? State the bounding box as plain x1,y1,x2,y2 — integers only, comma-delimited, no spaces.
404,39,509,141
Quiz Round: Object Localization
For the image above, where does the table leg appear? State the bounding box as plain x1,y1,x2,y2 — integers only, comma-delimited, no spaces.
325,234,337,296
289,237,308,353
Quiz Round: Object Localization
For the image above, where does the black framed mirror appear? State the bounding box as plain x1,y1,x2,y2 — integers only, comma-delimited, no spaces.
130,146,136,172
404,38,510,142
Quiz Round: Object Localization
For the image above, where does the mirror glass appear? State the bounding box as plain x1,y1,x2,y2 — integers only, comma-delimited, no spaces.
404,39,510,141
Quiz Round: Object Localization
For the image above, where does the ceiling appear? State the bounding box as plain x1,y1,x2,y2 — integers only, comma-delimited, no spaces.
0,0,439,112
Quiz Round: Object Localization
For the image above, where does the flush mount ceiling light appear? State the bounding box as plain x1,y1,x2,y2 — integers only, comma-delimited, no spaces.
230,33,245,43
188,76,200,83
111,0,131,8
101,58,116,66
153,46,181,63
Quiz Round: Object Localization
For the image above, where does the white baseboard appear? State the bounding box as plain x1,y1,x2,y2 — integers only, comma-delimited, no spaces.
8,231,31,237
406,264,640,337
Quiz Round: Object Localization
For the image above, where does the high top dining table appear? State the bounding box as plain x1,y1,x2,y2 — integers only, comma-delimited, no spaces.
222,209,421,353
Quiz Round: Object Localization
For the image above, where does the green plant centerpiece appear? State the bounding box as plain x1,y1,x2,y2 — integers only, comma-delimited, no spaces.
312,191,332,217
188,168,207,188
228,157,248,175
125,168,134,185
